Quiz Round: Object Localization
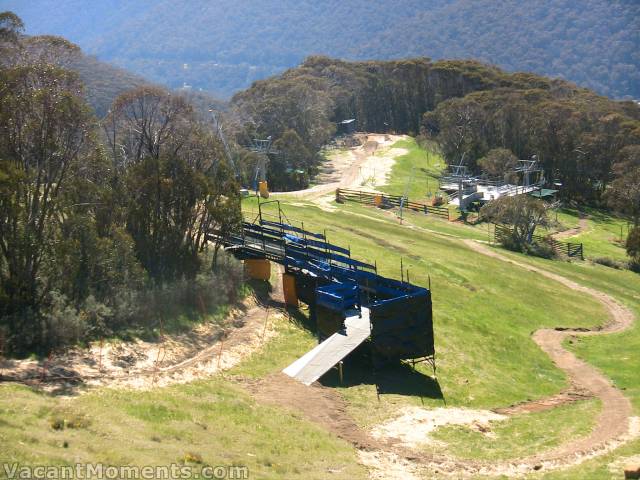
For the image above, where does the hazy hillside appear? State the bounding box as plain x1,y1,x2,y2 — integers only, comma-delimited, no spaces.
4,0,639,99
70,54,152,117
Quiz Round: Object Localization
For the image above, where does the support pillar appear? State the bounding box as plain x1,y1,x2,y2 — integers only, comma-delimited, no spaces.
244,259,271,281
282,273,299,307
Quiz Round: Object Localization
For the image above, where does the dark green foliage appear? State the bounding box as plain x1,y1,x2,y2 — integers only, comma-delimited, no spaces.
626,227,640,262
0,21,243,355
425,87,640,203
478,149,519,183
234,56,640,199
0,11,23,43
593,257,626,270
4,1,638,99
606,167,640,227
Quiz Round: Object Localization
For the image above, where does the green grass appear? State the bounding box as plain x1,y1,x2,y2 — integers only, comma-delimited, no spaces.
240,197,607,436
231,309,317,379
537,206,632,262
243,138,638,475
3,138,638,477
430,399,601,461
0,380,367,480
237,196,629,468
465,249,640,480
380,137,445,201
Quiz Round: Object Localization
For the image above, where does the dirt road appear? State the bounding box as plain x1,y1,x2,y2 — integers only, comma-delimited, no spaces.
272,134,406,202
552,213,589,240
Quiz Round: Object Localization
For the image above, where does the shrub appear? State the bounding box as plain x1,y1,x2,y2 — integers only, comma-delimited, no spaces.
43,292,85,351
524,241,557,259
593,257,625,269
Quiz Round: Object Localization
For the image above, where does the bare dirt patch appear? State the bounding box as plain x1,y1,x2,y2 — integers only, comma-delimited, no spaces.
493,386,594,415
371,406,507,448
0,274,285,393
240,372,379,450
272,134,407,208
552,213,589,240
357,450,421,480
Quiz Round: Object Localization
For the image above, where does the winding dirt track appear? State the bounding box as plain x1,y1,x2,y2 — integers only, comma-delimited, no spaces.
552,213,589,240
434,240,638,476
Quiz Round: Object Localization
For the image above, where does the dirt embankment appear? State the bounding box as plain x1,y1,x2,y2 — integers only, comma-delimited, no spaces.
0,273,286,393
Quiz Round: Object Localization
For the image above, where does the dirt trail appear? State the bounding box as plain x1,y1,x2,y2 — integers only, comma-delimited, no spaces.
434,239,639,475
271,134,406,204
552,213,589,240
0,273,286,393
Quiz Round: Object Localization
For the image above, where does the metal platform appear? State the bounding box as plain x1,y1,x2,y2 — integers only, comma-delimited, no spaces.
283,308,371,385
209,200,435,386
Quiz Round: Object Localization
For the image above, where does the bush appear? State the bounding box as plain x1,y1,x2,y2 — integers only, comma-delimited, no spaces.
626,227,640,261
524,241,557,259
43,292,85,351
593,257,625,269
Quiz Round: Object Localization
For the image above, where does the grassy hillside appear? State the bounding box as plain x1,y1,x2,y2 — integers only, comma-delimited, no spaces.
0,381,367,479
4,0,639,98
1,139,638,478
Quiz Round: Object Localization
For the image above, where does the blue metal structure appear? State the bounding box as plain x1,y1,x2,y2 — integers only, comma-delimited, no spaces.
209,200,435,367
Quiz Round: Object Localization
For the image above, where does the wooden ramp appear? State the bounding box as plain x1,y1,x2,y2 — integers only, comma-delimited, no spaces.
283,308,371,385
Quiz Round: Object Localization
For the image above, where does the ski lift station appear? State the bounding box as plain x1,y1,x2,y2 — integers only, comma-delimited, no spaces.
440,156,554,210
208,201,435,386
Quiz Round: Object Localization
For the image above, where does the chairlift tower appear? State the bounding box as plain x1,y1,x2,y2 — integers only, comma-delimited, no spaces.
248,137,281,196
209,109,237,177
514,155,544,187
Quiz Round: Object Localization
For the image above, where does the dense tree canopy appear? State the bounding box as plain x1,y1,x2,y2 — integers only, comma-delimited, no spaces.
4,0,639,99
0,17,241,355
231,56,640,200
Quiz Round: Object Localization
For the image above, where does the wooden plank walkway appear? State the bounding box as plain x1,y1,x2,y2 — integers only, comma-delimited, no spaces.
283,308,371,385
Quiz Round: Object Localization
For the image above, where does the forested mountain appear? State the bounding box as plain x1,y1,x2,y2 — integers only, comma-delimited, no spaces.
69,54,152,117
231,56,640,203
4,0,639,99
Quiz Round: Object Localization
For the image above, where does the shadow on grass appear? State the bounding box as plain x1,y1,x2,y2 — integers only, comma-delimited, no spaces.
320,346,444,402
279,297,443,402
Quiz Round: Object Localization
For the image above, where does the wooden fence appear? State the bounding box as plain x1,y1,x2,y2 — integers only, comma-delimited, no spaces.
335,188,450,220
494,224,584,259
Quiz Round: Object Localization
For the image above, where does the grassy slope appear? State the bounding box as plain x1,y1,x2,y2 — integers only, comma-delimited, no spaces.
242,193,606,445
385,137,633,263
257,139,638,473
378,137,444,201
0,380,366,479
486,251,640,479
0,271,366,479
1,138,636,477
